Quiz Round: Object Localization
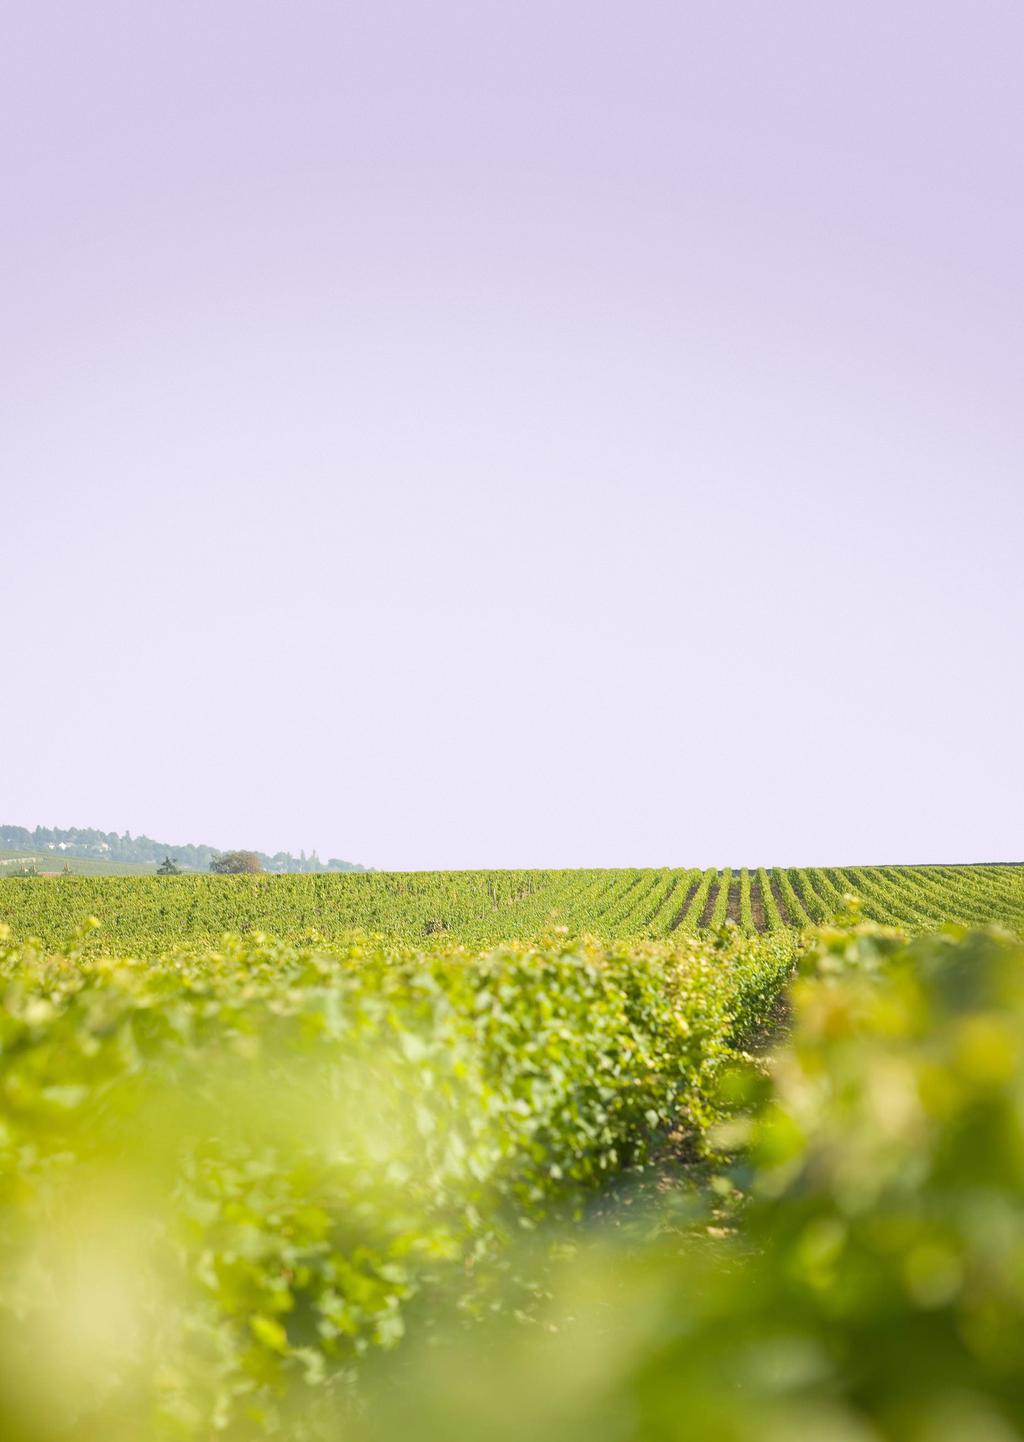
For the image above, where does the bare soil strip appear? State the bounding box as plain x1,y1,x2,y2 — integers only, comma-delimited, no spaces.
727,874,742,924
769,871,792,926
699,876,721,928
750,874,767,931
668,873,702,932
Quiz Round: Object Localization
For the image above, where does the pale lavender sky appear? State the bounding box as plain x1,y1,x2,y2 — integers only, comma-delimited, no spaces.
3,2,1022,869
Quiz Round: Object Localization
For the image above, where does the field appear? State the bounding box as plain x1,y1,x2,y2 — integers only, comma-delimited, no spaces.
0,847,160,876
1,863,1023,951
0,870,1023,1440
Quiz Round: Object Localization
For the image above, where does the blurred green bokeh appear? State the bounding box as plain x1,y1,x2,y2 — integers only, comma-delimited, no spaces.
0,923,788,1438
2,919,1023,1440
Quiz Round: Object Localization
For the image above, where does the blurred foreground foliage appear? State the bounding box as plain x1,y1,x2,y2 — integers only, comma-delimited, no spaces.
371,922,1024,1442
4,918,1024,1440
0,923,789,1440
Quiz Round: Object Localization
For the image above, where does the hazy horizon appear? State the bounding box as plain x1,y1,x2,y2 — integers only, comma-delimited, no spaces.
5,2,1022,870
3,817,1023,874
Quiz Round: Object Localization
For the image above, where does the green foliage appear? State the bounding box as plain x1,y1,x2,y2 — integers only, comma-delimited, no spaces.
0,923,792,1438
0,866,1021,954
370,924,1024,1442
3,877,1024,1440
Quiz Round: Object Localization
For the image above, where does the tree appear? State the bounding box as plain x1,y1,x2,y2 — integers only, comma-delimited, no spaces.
210,851,262,875
157,856,181,875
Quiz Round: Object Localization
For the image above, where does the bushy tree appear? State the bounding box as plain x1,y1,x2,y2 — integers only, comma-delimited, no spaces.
210,851,262,874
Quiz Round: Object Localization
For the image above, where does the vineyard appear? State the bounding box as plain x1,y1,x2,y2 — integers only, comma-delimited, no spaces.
1,869,1024,1439
0,922,792,1439
0,863,1022,950
368,923,1024,1442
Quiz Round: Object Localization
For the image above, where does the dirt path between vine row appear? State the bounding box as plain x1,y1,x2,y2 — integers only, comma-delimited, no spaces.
769,871,792,926
668,874,702,931
750,874,767,931
699,877,721,928
586,988,792,1231
727,874,742,924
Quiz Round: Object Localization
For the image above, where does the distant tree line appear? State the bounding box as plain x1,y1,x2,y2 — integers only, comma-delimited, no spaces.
0,825,366,874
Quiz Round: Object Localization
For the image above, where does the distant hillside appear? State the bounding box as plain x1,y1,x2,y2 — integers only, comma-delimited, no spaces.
0,825,366,876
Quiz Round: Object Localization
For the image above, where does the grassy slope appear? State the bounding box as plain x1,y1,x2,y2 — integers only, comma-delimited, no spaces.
0,848,159,876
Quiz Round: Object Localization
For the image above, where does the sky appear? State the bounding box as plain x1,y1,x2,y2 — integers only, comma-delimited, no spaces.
3,1,1022,870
